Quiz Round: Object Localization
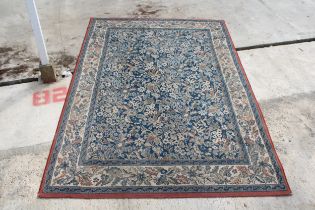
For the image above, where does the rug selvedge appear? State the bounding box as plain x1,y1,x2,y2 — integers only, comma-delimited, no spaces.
41,19,289,195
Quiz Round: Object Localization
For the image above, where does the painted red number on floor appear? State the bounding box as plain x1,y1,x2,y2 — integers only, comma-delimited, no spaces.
33,87,68,106
52,87,67,102
33,90,50,106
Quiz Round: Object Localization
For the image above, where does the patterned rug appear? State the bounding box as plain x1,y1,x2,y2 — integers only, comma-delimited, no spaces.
39,18,291,198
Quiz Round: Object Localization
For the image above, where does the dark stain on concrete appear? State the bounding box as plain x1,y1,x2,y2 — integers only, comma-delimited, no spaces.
0,47,13,54
0,64,29,79
0,46,77,82
132,3,165,17
56,54,76,68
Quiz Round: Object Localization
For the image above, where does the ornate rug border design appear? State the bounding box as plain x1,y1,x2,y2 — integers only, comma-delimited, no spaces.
38,18,291,198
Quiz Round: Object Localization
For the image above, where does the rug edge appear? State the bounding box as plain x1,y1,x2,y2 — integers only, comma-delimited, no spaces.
38,190,291,199
92,17,226,23
221,20,292,195
37,17,95,197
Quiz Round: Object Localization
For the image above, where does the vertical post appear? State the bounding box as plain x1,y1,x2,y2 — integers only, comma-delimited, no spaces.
26,0,56,83
26,0,49,65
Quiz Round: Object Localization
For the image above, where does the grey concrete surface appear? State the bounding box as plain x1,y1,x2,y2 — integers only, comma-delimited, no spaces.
239,42,315,101
0,77,70,150
1,42,315,209
1,0,315,57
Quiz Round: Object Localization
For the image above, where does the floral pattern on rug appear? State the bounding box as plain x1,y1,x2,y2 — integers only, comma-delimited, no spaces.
79,28,247,166
40,19,290,196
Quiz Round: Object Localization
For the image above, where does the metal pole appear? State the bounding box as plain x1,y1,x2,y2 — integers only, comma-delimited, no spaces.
26,0,49,65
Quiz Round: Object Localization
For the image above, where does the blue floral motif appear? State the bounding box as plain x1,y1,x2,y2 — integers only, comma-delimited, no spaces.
80,28,247,165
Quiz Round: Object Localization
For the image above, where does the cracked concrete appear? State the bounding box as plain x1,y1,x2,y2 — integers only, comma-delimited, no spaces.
1,0,315,81
1,0,315,55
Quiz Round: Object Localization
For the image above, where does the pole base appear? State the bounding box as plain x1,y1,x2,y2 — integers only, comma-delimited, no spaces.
39,64,56,83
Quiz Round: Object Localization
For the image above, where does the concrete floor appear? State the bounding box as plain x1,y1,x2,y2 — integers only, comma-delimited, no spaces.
1,0,315,209
1,0,315,56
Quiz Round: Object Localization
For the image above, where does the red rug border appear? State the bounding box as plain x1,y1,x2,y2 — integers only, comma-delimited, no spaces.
38,17,291,199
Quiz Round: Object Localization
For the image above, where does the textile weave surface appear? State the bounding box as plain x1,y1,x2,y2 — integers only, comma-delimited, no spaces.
39,18,290,198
